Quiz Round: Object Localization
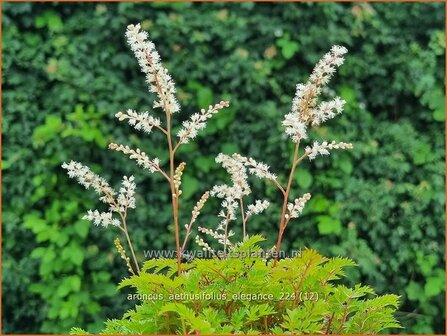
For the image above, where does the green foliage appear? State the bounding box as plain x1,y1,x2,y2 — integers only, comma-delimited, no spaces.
21,195,118,333
3,2,444,334
71,238,400,334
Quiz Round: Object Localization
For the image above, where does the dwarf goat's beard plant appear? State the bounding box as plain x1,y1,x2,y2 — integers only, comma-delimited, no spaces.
63,24,400,334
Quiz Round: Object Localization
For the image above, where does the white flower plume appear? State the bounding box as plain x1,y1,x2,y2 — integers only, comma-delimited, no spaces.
309,45,348,87
231,153,277,181
305,141,353,160
282,112,307,143
284,45,348,142
126,23,180,114
62,161,139,229
83,210,121,228
198,226,233,247
108,143,161,173
212,153,251,199
287,193,311,219
115,109,161,134
61,161,116,205
177,101,230,144
210,183,240,229
117,176,136,212
310,97,346,126
246,200,270,219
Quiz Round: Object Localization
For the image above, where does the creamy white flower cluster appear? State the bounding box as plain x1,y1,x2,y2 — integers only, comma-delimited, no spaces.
62,161,115,204
195,236,215,254
246,200,270,219
83,210,120,228
62,161,136,228
208,153,274,247
310,97,345,126
117,176,136,212
108,143,161,173
283,45,348,143
309,45,348,87
305,141,353,160
189,191,209,225
178,101,230,144
212,153,251,200
231,153,277,181
210,186,239,241
211,154,276,222
286,193,312,220
126,23,180,114
283,113,307,142
209,154,251,246
115,109,161,134
198,226,234,246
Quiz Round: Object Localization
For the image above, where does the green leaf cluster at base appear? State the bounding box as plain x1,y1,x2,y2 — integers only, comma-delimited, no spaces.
71,236,400,334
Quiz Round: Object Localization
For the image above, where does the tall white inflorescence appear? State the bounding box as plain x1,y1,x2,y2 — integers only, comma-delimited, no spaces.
117,176,136,212
287,193,312,219
177,101,230,144
126,23,180,114
61,161,116,204
115,109,161,134
231,153,277,181
283,45,348,143
305,141,353,160
212,153,251,200
62,161,137,228
246,200,270,219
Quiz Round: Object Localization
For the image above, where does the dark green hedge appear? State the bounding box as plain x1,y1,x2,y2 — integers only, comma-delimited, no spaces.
2,2,445,334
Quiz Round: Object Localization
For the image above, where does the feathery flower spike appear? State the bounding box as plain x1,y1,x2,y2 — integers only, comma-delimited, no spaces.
305,141,353,160
83,209,121,228
246,200,270,219
232,153,277,181
286,193,312,219
117,176,136,212
62,161,116,205
283,45,348,143
177,101,230,144
115,109,162,134
126,24,180,114
108,143,161,174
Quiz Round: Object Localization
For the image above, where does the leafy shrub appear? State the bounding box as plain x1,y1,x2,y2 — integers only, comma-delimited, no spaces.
71,238,400,335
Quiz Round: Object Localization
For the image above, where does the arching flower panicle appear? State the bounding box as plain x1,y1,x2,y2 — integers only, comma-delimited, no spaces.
126,23,180,114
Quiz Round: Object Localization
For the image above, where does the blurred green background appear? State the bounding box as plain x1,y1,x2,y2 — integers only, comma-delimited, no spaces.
2,1,445,334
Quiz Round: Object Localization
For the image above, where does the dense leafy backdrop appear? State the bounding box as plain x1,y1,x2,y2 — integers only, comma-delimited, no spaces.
2,2,445,334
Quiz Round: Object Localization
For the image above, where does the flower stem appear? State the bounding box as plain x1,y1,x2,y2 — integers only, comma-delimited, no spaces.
119,215,140,274
240,198,247,239
273,141,300,266
223,211,231,256
166,113,182,275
